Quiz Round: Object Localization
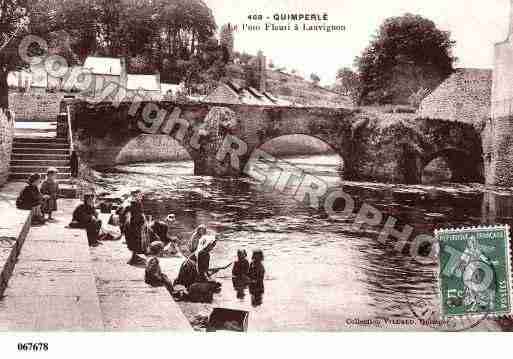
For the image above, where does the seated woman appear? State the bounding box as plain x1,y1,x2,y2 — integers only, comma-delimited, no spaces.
174,235,217,289
151,214,176,243
16,173,45,225
70,193,102,247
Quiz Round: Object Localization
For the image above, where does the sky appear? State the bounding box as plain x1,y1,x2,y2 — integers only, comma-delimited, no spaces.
204,0,511,85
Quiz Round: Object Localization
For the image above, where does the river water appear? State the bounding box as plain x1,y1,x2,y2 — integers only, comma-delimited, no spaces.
96,154,513,331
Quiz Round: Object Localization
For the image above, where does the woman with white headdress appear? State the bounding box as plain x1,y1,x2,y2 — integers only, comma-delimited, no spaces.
174,233,217,289
188,224,208,254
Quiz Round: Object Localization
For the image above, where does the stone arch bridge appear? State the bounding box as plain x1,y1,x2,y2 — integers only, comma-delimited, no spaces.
63,100,484,184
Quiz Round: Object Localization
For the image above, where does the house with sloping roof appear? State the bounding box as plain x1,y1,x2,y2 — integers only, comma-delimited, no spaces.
204,80,290,106
126,73,162,100
161,82,185,98
7,70,32,90
83,56,123,76
82,56,127,101
418,68,492,126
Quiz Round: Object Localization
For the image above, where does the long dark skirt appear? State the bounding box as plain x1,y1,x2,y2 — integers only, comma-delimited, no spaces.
125,222,147,254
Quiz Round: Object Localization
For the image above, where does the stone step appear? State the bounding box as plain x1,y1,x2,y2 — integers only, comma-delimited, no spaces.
10,159,70,167
11,153,70,161
14,137,68,144
14,132,57,139
10,166,70,174
9,172,71,181
12,142,70,149
11,147,69,155
14,118,57,123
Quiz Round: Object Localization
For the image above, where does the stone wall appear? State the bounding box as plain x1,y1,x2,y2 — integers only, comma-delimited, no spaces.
486,35,513,185
125,89,162,101
8,91,65,121
0,110,14,187
418,68,492,127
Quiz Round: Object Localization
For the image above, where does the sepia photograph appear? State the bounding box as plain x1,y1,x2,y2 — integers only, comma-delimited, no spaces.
0,0,512,351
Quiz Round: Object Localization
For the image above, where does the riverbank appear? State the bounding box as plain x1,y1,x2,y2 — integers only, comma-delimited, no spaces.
0,183,104,330
0,181,191,331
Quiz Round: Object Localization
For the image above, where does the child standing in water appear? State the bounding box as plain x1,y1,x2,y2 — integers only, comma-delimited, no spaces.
41,167,59,221
232,249,250,300
249,249,265,283
248,249,265,306
232,249,250,279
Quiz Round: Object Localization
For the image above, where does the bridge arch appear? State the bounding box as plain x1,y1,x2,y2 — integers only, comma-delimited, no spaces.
115,133,193,166
421,147,483,184
249,133,346,178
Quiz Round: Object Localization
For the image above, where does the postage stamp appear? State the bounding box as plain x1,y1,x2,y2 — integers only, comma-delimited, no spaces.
436,225,512,319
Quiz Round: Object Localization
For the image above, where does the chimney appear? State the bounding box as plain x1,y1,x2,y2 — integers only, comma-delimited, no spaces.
257,50,266,93
118,57,127,103
155,70,161,97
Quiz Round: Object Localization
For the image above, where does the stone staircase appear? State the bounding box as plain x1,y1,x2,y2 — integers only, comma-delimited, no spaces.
10,137,72,181
9,121,77,197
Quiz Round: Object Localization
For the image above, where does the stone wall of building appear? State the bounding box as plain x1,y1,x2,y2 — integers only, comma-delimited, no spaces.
0,110,14,187
486,30,513,186
418,68,492,127
125,89,162,101
8,91,65,121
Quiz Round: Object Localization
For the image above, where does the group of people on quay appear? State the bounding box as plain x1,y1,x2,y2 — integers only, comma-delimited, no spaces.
16,172,265,304
16,168,60,225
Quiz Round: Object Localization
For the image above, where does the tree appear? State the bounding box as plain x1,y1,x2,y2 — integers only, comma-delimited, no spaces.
219,23,234,62
53,0,101,61
0,0,225,108
243,60,259,89
355,13,456,105
0,0,30,109
310,73,320,85
334,67,361,102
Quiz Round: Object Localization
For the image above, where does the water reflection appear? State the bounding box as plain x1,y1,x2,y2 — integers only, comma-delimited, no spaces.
97,155,513,330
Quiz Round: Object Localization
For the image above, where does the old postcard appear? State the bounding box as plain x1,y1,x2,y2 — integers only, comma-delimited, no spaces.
1,0,513,346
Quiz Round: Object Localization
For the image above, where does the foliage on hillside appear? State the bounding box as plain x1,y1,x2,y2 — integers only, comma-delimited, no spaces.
354,13,456,106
